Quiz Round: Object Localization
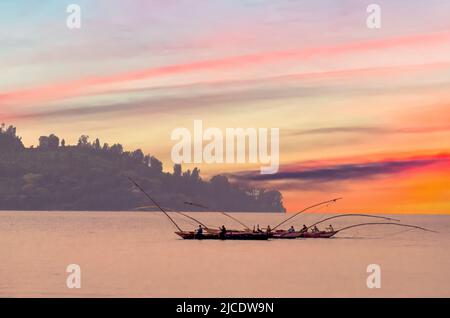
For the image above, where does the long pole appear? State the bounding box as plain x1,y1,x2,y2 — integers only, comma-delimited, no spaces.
127,177,183,232
307,214,399,230
335,222,436,234
272,197,342,230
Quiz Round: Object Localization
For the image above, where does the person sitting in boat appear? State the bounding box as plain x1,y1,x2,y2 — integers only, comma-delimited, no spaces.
266,225,272,233
219,225,227,239
312,226,320,233
256,224,263,233
288,226,295,233
300,224,308,233
326,224,334,232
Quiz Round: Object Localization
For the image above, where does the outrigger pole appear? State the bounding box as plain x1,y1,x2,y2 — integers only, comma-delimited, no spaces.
127,177,183,232
184,201,251,231
306,214,400,230
272,197,343,231
221,212,251,231
334,222,437,234
134,204,210,229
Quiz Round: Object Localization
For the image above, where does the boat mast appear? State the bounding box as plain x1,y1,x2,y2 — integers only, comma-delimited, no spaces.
272,197,342,230
127,177,183,232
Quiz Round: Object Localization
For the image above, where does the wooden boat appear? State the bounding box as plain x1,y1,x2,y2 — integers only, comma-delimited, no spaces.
270,230,336,239
300,231,337,238
175,230,269,240
270,230,302,239
128,178,435,241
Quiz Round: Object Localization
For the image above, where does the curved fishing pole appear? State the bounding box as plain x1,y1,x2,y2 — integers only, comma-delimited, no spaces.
176,211,210,229
307,214,400,230
183,201,251,231
221,212,251,231
335,222,437,234
134,204,211,229
127,177,183,232
272,197,343,231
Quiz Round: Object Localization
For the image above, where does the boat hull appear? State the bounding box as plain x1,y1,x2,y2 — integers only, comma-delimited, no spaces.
300,231,337,238
270,230,337,239
175,231,269,240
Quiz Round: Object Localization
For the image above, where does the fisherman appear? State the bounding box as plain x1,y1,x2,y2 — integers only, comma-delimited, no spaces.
326,224,334,232
219,225,227,240
312,226,319,233
195,225,203,239
257,224,263,233
301,224,308,233
253,225,256,233
266,225,272,233
288,225,295,233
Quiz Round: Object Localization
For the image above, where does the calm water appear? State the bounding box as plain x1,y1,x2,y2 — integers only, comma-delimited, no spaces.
0,211,449,297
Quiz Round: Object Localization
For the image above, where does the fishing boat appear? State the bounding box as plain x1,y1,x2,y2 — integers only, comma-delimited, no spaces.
175,230,269,240
128,177,269,240
128,177,435,240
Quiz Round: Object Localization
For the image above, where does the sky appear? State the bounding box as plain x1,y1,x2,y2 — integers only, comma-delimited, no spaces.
1,0,449,213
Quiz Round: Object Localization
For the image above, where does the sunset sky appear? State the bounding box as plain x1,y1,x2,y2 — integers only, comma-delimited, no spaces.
1,0,449,213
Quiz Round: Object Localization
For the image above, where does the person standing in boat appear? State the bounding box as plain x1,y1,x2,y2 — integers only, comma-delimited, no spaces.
288,225,295,233
219,225,227,239
195,225,203,239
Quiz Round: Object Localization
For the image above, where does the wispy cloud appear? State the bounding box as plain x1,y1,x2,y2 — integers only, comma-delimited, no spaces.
2,31,449,105
231,153,450,187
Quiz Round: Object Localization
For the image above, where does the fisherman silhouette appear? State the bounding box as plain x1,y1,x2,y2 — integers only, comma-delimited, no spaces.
195,225,203,239
219,225,227,240
301,224,308,233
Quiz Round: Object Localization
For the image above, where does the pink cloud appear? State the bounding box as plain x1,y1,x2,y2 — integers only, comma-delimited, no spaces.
1,31,450,105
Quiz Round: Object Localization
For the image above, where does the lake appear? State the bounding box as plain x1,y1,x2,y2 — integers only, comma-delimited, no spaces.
0,211,449,297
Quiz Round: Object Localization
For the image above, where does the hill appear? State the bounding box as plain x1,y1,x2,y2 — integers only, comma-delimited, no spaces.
0,125,285,212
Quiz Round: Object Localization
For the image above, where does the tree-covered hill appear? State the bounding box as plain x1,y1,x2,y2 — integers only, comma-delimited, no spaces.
0,125,285,212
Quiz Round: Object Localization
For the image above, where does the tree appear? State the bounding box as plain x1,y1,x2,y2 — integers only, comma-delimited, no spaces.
191,167,201,182
93,138,101,151
77,135,90,147
48,134,59,149
0,125,24,151
183,169,191,178
110,143,123,155
38,136,49,149
132,149,144,163
173,164,182,177
150,156,163,173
